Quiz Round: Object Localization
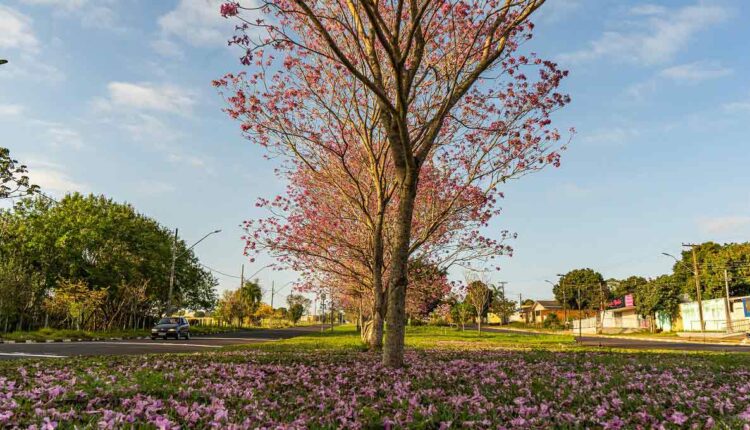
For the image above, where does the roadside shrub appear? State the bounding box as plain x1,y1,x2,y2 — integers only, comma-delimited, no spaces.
543,313,562,329
261,318,293,329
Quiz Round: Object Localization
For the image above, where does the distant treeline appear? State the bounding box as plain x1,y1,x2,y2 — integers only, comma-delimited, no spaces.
0,193,217,332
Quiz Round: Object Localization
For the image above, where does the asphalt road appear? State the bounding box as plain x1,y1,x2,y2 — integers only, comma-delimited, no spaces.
0,325,327,361
486,327,750,353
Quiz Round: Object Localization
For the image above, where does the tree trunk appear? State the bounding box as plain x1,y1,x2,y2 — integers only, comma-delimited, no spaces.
383,171,418,367
367,207,387,349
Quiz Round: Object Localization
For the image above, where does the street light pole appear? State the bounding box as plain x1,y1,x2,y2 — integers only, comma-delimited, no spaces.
165,228,222,316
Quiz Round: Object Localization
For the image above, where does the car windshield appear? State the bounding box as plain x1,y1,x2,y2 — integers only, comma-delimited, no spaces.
158,318,179,325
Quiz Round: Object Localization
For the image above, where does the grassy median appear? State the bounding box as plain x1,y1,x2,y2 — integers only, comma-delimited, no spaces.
2,325,750,428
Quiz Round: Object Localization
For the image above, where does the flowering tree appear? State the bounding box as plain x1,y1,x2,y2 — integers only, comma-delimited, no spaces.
218,0,570,366
405,259,451,322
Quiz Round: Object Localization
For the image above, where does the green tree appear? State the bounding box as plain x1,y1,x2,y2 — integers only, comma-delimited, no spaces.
671,242,750,300
451,302,476,331
238,280,263,323
287,293,311,325
608,276,647,298
0,147,39,200
635,275,682,328
489,288,516,325
553,268,609,314
0,193,218,331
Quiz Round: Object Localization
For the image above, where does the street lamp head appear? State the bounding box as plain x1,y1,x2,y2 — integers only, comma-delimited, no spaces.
213,229,222,234
0,59,8,65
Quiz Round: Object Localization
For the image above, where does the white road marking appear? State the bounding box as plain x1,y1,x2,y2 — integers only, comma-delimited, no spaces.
196,337,275,341
0,352,66,358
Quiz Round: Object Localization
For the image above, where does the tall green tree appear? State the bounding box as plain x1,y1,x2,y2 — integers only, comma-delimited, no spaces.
553,268,609,313
608,276,648,298
671,242,750,300
635,275,682,325
0,193,217,331
287,294,311,324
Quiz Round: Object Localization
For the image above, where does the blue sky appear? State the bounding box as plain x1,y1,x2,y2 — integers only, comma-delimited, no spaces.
1,0,749,303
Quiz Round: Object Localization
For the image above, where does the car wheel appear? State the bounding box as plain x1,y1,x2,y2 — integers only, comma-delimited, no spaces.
151,336,157,340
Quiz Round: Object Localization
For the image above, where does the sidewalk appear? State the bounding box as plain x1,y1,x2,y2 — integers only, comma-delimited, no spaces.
489,326,750,347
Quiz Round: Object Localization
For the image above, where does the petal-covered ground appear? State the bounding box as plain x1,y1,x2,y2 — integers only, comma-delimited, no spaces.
2,348,750,429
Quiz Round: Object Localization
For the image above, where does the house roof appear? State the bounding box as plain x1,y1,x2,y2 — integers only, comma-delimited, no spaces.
534,300,562,310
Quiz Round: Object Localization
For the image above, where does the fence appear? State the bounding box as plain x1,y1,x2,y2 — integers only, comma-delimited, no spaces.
681,318,750,333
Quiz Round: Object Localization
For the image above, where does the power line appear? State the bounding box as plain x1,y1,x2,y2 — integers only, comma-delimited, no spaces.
199,263,242,279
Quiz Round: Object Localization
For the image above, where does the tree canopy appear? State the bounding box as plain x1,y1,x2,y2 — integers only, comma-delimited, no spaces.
553,268,608,311
0,193,217,331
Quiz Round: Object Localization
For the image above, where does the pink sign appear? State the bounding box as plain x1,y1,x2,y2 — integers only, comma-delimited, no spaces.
625,294,634,307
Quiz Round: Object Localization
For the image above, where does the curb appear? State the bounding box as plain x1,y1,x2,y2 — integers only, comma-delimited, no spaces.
0,330,233,344
585,333,750,347
487,326,750,348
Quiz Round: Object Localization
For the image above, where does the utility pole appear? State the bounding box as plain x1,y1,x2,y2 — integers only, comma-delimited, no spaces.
683,243,705,332
329,283,335,331
166,228,178,317
724,269,733,332
240,264,245,289
556,274,567,325
577,285,582,340
497,281,507,324
271,281,276,309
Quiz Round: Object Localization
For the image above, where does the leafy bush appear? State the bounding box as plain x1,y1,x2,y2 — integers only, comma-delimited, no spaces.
542,313,562,329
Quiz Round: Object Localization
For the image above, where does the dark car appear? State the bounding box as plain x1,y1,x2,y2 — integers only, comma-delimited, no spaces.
151,317,191,340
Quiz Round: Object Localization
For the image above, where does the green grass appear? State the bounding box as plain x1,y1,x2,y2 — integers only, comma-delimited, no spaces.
0,327,151,342
224,324,750,364
224,324,576,354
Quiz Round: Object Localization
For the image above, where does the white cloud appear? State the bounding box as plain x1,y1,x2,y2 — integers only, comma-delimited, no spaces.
20,0,119,30
659,61,732,83
157,0,233,47
558,3,728,66
723,95,750,113
629,4,667,16
46,126,84,150
699,216,750,235
0,104,25,116
26,160,86,195
20,0,88,9
118,113,184,144
536,0,582,23
97,82,196,115
723,102,750,112
624,79,658,102
0,5,39,52
151,38,185,60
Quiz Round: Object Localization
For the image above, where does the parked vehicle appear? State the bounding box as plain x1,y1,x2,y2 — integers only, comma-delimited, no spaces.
151,317,190,340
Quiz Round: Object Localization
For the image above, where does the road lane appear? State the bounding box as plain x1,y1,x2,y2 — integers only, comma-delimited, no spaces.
0,325,325,360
